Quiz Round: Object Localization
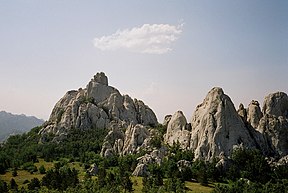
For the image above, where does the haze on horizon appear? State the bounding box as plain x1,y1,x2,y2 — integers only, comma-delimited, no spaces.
0,0,287,122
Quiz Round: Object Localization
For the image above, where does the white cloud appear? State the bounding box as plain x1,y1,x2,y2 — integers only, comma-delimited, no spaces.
93,23,183,54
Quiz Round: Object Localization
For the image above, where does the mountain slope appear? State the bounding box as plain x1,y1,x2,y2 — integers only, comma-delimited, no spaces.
0,111,44,141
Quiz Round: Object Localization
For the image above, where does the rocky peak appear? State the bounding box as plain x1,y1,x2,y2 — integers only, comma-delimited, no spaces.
93,72,108,86
262,92,288,118
40,72,158,138
247,100,262,128
164,111,190,148
237,103,247,121
190,87,259,160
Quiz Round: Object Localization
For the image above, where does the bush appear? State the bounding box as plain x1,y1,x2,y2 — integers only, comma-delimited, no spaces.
39,165,46,174
0,180,8,193
12,168,17,177
28,178,41,190
10,178,18,190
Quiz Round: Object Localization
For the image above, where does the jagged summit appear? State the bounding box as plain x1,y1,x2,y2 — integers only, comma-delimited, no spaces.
40,72,158,138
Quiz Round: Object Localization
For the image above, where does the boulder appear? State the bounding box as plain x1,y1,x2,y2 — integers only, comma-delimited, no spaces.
87,164,98,176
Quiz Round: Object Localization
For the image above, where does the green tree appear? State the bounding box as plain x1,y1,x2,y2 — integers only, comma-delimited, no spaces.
12,168,17,177
10,178,18,190
39,165,46,174
231,148,271,183
0,180,8,193
28,178,41,190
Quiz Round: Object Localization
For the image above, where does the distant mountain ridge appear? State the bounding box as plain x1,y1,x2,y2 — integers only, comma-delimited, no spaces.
0,111,44,141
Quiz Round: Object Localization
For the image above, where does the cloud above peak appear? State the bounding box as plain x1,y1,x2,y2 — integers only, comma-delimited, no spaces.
93,23,183,54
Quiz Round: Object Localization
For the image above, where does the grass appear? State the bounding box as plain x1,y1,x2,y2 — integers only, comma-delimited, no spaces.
0,158,84,188
185,181,214,193
0,159,214,192
130,176,213,193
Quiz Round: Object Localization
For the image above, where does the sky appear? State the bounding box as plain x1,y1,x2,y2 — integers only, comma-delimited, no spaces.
0,0,287,122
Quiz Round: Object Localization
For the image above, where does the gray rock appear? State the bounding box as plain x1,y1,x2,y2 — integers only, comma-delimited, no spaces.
122,124,150,155
262,92,288,118
258,114,288,157
247,100,263,128
177,160,191,172
132,164,148,177
163,115,172,128
257,92,288,157
94,72,108,86
164,111,191,149
40,72,158,138
237,103,247,122
190,87,260,160
87,164,98,176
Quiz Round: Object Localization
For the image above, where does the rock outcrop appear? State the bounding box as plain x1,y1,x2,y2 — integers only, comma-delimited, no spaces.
190,87,262,160
247,100,262,128
100,123,151,157
132,164,148,177
164,111,191,148
122,124,150,155
257,92,288,157
40,72,158,138
262,92,288,117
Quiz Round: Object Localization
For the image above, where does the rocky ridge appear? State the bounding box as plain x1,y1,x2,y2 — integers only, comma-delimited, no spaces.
40,72,288,163
165,87,288,160
39,72,158,140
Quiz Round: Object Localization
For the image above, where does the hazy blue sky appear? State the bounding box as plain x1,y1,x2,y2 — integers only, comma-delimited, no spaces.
0,0,287,122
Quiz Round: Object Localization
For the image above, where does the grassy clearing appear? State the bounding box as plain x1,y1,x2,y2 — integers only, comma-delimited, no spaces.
130,176,213,193
0,158,85,188
0,160,214,192
131,176,143,192
185,181,214,193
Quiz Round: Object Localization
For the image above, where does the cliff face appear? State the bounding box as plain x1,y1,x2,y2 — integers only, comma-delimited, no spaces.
40,72,158,138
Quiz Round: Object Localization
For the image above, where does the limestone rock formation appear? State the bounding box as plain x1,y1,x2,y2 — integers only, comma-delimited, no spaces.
100,122,125,157
164,111,191,148
257,92,288,157
122,124,150,155
262,92,288,117
87,164,98,176
237,103,247,121
190,87,261,160
163,115,172,128
132,164,148,177
247,100,263,128
40,72,158,138
100,123,151,157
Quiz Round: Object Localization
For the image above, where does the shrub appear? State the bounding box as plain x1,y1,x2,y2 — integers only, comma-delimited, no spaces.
39,165,46,174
